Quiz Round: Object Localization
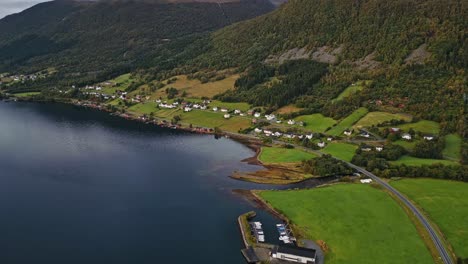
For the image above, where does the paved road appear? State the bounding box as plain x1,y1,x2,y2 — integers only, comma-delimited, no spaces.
346,162,454,264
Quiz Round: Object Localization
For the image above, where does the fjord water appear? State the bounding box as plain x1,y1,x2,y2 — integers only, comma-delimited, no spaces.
0,102,277,264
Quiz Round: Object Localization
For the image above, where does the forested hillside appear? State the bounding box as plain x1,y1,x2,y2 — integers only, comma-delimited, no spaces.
0,0,274,78
189,0,467,135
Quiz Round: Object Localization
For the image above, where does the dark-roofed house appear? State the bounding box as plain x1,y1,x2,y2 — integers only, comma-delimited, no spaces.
271,246,317,263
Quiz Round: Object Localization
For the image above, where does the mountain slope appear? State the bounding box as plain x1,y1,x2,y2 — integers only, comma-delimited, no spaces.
195,0,467,68
0,0,274,75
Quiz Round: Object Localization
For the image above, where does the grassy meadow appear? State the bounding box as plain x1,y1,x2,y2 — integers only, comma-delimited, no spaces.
295,113,337,132
442,134,462,160
390,155,459,166
327,107,368,136
259,147,318,164
322,142,357,162
157,74,239,98
391,179,468,259
333,80,370,101
354,112,412,129
259,184,433,264
398,120,440,135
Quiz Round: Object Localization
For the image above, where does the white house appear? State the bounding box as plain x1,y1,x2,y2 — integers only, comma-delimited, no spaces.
265,114,276,121
306,134,314,140
184,107,192,112
254,128,262,133
317,142,326,148
274,132,282,137
200,105,207,110
344,130,352,136
376,146,384,152
193,104,201,109
271,246,317,264
254,112,261,118
276,120,282,124
221,108,228,113
327,137,333,141
402,133,412,140
224,114,231,119
234,109,241,115
423,136,434,141
288,120,296,125
361,146,372,152
212,107,218,112
263,130,272,136
360,179,373,184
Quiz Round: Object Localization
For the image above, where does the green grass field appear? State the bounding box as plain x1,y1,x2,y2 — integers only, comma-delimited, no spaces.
259,184,433,264
398,120,440,135
128,102,158,115
391,179,468,258
327,107,368,136
334,80,370,101
443,134,462,160
322,142,357,162
394,140,417,151
209,100,251,112
259,147,318,164
181,110,251,132
390,155,459,166
12,92,41,97
354,112,412,128
295,114,337,132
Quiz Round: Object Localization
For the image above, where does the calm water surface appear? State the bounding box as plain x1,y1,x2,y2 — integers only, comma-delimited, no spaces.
0,102,279,264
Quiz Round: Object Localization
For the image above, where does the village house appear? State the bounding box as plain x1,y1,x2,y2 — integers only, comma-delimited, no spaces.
276,120,282,124
360,179,373,184
212,107,218,112
270,246,317,264
223,114,231,119
265,114,276,121
193,104,201,109
344,130,352,136
184,107,192,112
390,127,401,133
402,133,412,140
306,134,313,140
263,130,273,136
317,142,326,148
200,105,207,110
376,146,384,152
234,109,242,115
254,112,261,118
254,128,262,133
423,135,434,141
221,108,229,113
361,146,372,152
327,137,333,141
274,132,282,137
288,119,296,125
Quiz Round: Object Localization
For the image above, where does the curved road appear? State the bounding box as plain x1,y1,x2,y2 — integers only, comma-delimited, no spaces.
226,131,454,264
346,162,454,264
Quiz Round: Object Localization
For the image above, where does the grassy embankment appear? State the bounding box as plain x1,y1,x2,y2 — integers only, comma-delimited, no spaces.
391,179,468,260
11,92,41,97
259,184,434,264
327,107,368,136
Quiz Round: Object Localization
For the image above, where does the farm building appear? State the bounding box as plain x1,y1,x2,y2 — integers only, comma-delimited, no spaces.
270,246,317,263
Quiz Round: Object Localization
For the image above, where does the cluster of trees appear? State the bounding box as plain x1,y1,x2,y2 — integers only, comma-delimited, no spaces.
377,164,467,182
352,144,407,171
216,60,327,107
302,154,353,177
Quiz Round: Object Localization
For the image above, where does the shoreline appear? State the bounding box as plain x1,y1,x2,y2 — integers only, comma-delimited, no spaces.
9,98,317,185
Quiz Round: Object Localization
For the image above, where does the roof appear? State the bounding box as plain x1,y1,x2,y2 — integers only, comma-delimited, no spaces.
272,246,317,258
